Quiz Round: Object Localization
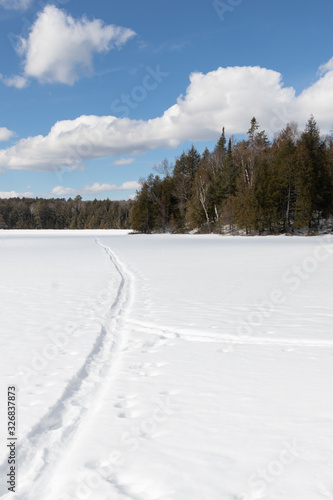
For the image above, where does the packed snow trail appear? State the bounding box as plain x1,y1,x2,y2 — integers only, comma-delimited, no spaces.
0,238,132,499
124,318,333,348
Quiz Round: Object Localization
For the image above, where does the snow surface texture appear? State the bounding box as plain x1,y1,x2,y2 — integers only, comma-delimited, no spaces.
0,230,333,500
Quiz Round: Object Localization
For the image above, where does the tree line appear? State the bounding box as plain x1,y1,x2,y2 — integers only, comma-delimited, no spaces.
131,117,333,234
0,196,132,229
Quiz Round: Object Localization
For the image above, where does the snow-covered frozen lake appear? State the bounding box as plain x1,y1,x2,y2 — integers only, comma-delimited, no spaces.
0,230,333,500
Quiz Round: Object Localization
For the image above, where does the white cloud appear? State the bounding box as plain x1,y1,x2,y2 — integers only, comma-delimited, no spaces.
51,186,76,196
120,181,140,190
0,127,15,141
1,60,333,172
52,181,140,197
16,5,135,85
2,75,28,89
112,158,135,166
0,190,34,198
0,0,32,10
296,62,333,128
319,57,333,75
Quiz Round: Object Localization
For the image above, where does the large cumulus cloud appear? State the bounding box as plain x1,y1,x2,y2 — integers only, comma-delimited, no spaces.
1,60,333,172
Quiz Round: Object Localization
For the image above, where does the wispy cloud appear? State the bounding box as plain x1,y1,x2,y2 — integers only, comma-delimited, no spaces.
0,127,15,141
112,158,135,166
1,75,28,89
168,40,191,51
0,0,32,10
319,56,333,75
52,181,140,197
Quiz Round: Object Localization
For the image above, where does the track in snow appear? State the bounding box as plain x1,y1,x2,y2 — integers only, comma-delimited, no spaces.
125,318,333,348
0,238,131,499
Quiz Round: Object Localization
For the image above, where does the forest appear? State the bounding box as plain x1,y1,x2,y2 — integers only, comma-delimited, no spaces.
131,116,333,234
1,116,332,234
0,196,132,229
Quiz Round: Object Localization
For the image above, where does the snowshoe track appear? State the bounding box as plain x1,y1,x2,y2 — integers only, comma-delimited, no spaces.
126,318,333,348
0,238,131,499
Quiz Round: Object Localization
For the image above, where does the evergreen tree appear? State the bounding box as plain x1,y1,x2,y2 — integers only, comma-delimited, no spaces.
173,146,201,231
295,116,331,229
271,123,298,232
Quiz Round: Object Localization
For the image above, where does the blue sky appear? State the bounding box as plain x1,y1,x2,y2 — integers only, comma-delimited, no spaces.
0,0,333,200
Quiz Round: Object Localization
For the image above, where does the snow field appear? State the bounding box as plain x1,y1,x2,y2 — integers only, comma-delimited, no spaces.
0,231,332,499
